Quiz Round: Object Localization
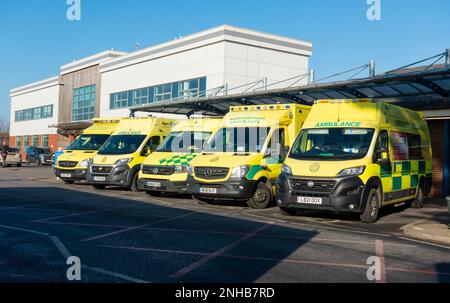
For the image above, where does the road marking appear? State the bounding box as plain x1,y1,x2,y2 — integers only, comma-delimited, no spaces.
375,240,387,283
82,266,149,283
169,222,273,279
32,204,137,223
0,224,50,236
50,236,71,259
82,212,195,242
398,237,450,250
49,235,148,283
102,244,450,278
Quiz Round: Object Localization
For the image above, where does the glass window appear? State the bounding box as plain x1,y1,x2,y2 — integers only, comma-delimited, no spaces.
142,136,161,154
24,136,30,148
205,127,271,154
98,135,147,155
407,134,423,160
266,129,286,160
15,136,22,152
42,135,49,148
66,134,110,151
32,135,39,147
290,128,375,161
72,85,95,121
33,108,42,120
132,88,149,106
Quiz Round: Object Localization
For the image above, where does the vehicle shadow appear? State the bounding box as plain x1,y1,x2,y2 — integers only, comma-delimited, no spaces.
0,186,319,283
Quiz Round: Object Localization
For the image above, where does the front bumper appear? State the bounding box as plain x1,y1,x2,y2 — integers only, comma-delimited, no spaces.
54,168,87,181
186,175,258,200
86,164,131,186
276,173,365,213
138,178,187,193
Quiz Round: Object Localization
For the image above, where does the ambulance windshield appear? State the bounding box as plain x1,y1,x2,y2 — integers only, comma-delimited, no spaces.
290,128,375,160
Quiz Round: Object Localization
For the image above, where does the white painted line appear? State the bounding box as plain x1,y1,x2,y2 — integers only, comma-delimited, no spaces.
49,236,71,259
82,265,149,283
398,236,450,250
82,212,196,242
169,222,273,278
32,204,137,223
375,240,387,283
0,224,50,236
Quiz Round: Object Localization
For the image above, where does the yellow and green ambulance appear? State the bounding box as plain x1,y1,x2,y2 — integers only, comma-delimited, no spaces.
137,117,223,196
276,99,432,223
86,117,176,191
54,118,120,184
186,104,311,209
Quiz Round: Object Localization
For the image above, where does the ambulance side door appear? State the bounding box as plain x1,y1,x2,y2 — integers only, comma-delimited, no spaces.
262,128,287,188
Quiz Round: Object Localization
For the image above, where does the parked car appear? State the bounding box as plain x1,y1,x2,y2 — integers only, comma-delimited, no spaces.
25,146,53,166
3,147,22,167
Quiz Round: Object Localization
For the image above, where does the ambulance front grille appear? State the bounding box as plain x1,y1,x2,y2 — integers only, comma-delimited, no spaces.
142,165,174,175
289,178,337,194
194,167,229,180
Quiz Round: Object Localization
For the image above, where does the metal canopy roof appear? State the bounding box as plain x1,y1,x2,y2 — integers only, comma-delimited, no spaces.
130,52,450,117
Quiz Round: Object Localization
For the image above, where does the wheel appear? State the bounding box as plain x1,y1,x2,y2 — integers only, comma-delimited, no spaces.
92,184,106,190
279,207,298,216
130,172,139,192
146,190,162,197
411,184,425,209
193,195,214,205
246,181,273,209
63,180,75,184
359,188,381,223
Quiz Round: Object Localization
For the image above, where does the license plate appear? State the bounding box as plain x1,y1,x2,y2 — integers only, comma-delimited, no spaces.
200,187,217,194
297,196,323,205
146,181,161,188
61,174,72,178
93,176,106,182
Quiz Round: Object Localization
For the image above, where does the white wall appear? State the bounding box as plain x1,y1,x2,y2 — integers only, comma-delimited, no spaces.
10,84,59,136
99,42,227,118
99,41,310,118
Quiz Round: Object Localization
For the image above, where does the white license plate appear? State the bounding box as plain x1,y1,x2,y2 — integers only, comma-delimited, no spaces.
297,196,323,205
61,174,72,178
200,187,217,194
93,176,106,182
146,181,161,188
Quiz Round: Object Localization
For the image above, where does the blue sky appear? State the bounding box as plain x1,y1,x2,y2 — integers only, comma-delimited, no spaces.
1,0,449,124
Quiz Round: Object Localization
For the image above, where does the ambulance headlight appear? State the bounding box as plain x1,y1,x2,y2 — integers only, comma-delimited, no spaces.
174,165,187,173
231,165,250,178
115,158,132,166
282,164,292,175
337,166,366,177
79,159,92,168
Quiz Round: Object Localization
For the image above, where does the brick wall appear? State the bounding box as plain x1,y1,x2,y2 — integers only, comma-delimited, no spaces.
428,120,445,197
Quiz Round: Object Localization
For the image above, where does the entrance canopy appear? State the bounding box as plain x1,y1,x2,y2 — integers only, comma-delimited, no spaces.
130,51,450,117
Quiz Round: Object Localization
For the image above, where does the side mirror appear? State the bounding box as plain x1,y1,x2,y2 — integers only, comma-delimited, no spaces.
141,148,151,157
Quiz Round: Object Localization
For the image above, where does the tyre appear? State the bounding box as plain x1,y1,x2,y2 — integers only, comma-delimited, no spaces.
246,181,272,209
359,188,381,223
63,180,75,185
411,184,425,209
146,190,162,197
130,172,139,192
193,195,214,205
279,207,297,216
92,184,106,190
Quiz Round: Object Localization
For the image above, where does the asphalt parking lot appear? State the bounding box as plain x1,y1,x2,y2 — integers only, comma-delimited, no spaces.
0,165,449,283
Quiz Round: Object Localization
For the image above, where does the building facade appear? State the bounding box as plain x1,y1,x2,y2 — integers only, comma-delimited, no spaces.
9,25,312,155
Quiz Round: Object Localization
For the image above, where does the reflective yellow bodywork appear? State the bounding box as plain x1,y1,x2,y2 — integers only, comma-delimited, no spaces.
54,118,121,179
284,99,432,206
189,104,311,194
138,118,223,187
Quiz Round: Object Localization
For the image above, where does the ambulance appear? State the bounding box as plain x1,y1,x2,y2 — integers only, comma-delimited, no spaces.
186,104,311,209
276,99,432,223
54,118,120,184
137,117,223,196
86,117,176,191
